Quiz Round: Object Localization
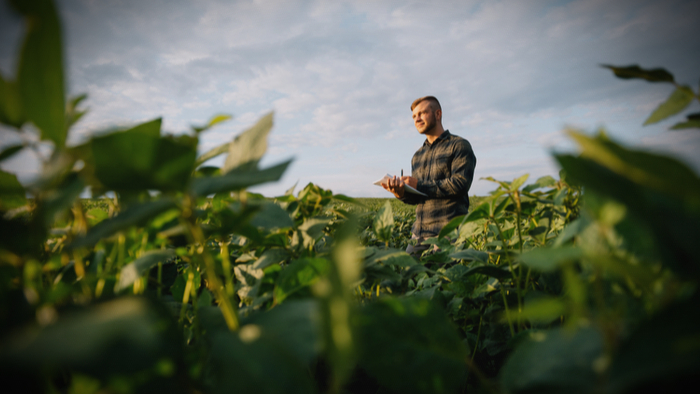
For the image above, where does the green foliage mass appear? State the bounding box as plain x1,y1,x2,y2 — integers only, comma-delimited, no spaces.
1,1,700,393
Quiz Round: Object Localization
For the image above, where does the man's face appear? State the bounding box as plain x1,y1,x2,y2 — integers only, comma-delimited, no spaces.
412,101,439,135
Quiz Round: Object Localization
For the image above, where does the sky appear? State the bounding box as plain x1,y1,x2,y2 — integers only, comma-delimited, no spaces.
1,0,699,197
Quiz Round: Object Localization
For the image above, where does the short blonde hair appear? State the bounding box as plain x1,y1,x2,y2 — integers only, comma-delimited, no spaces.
411,96,442,111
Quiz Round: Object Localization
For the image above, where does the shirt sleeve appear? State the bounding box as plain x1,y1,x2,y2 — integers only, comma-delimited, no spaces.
416,139,476,198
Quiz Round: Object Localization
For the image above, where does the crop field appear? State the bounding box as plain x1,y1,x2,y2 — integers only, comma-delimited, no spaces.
1,1,699,393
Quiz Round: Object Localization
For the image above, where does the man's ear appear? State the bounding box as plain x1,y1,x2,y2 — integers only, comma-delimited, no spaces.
435,109,442,122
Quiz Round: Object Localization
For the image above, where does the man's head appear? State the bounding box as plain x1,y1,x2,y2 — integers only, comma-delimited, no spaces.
411,96,443,136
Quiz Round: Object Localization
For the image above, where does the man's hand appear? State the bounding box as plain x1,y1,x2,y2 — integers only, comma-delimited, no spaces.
381,175,405,198
382,176,418,198
402,176,417,189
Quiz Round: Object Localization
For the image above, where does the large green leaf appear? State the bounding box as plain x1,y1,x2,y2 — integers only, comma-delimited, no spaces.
354,297,468,394
90,123,197,192
556,153,700,276
223,112,273,173
0,296,182,379
14,0,66,147
601,64,675,83
115,250,176,292
189,159,291,197
499,327,603,394
566,130,700,198
70,199,177,248
523,175,556,192
274,257,330,303
643,86,695,125
249,201,294,230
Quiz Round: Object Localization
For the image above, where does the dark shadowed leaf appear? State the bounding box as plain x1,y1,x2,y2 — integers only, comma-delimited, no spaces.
115,250,176,292
15,0,66,146
0,170,27,210
91,124,196,191
608,294,700,393
643,86,695,125
0,144,23,162
602,64,674,83
249,201,294,230
355,297,468,394
500,327,603,394
70,199,177,248
190,159,291,197
274,258,330,303
206,330,316,394
0,75,26,128
0,297,182,379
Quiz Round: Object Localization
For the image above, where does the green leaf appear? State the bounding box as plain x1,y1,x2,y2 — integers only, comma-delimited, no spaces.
16,0,66,147
670,112,700,130
274,257,330,303
85,208,108,226
191,113,232,134
195,143,230,168
500,327,603,394
449,248,489,263
363,247,416,268
115,250,176,292
523,175,556,192
566,130,700,197
65,93,87,130
438,214,465,239
249,201,294,230
252,248,290,271
601,64,675,83
0,76,26,128
355,297,469,394
510,173,530,191
190,159,291,197
240,299,320,365
504,297,566,324
0,170,27,210
643,86,695,125
69,199,177,248
373,200,394,243
223,112,273,173
519,246,583,272
90,127,196,192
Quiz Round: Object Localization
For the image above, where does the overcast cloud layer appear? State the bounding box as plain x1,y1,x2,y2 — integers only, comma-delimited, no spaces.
1,0,699,197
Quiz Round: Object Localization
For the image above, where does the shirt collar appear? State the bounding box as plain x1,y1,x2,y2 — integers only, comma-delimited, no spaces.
423,130,451,147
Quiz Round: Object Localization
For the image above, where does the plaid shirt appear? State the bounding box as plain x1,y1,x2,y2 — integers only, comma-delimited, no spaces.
399,130,476,238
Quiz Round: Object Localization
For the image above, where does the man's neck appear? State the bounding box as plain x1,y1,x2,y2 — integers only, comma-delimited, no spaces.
425,126,446,144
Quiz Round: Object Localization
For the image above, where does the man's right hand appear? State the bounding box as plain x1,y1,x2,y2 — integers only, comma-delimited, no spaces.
381,175,405,198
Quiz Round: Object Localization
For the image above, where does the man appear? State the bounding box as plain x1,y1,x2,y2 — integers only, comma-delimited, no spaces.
382,96,476,255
